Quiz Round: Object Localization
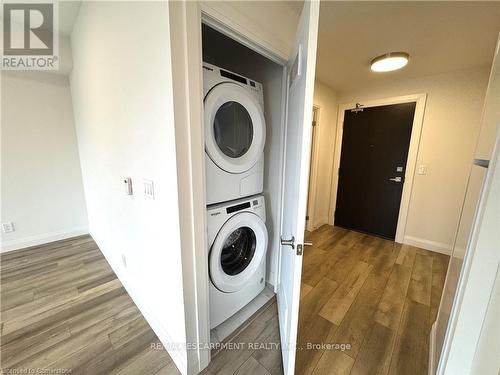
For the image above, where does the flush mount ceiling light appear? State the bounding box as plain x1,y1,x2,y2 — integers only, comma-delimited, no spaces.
370,52,409,72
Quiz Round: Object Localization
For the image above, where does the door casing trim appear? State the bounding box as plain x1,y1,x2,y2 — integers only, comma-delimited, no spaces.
328,93,427,243
306,105,321,231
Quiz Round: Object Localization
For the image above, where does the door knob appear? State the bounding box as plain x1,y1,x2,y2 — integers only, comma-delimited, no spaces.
280,236,295,249
389,177,402,182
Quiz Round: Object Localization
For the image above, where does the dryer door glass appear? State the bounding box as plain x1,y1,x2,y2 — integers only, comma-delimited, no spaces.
214,101,254,158
220,226,256,275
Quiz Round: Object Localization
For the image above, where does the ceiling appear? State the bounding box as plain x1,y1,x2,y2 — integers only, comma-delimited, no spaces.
315,1,500,93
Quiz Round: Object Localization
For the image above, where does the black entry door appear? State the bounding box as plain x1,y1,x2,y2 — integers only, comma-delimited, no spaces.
334,102,416,239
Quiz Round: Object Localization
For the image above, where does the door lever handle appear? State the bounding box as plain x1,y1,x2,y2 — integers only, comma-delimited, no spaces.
304,241,313,246
280,236,295,249
389,177,402,182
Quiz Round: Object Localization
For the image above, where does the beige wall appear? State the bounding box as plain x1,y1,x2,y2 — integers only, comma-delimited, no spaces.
335,66,490,252
1,72,88,252
309,80,338,229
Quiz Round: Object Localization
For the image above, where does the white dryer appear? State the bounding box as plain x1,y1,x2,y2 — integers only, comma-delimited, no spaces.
203,62,266,205
207,195,268,329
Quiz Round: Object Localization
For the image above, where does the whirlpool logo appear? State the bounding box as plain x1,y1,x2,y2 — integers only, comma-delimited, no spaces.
2,2,59,70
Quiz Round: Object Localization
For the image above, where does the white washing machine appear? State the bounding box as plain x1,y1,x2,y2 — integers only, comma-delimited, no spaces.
207,195,268,329
203,62,266,205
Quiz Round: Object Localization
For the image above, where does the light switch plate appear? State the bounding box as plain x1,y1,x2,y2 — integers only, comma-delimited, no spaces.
143,179,155,199
2,222,15,233
418,165,427,175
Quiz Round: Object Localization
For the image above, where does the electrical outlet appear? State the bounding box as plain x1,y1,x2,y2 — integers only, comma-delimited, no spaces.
2,222,15,233
122,254,127,268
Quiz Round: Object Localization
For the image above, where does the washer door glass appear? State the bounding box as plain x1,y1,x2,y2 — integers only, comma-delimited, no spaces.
209,211,268,293
214,102,254,159
220,226,256,275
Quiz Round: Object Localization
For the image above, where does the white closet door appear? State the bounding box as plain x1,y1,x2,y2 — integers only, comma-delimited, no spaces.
277,1,319,374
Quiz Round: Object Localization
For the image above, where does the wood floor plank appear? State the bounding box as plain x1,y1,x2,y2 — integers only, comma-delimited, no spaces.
0,289,34,312
407,253,433,306
300,282,313,301
234,356,271,375
350,322,396,375
324,244,364,285
155,361,183,375
0,235,173,375
1,227,448,375
296,226,448,375
298,277,339,326
208,306,279,375
373,264,412,329
2,279,125,344
429,252,449,326
388,299,430,375
311,350,355,375
111,345,172,375
296,315,338,375
74,328,157,374
0,322,72,368
252,328,282,375
394,243,417,269
330,269,391,359
301,247,330,287
319,261,372,325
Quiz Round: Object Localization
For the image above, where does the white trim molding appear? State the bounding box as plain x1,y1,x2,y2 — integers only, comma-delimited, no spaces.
0,226,89,253
403,235,452,255
306,105,321,231
329,93,427,244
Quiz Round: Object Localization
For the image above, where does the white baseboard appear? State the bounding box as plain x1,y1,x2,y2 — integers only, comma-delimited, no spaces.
403,235,452,255
0,226,89,253
89,231,188,375
313,217,329,229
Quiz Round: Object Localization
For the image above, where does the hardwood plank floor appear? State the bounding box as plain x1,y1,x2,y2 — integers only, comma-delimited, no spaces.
1,226,449,375
297,225,450,375
0,235,180,375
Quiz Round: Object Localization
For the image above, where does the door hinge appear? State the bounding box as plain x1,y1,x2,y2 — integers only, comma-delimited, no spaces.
297,244,303,256
312,120,317,127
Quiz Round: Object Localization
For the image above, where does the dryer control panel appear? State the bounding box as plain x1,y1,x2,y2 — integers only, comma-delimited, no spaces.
207,195,265,223
203,62,264,108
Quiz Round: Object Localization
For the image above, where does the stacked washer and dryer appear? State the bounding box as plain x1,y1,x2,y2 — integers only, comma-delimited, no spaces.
203,62,269,329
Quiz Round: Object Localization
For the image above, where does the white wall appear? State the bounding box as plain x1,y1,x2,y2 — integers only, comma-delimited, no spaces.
470,269,500,374
70,2,187,372
309,80,338,229
200,1,299,61
336,66,490,253
1,71,88,252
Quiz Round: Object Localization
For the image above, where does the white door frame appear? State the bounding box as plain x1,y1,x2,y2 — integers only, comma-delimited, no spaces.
306,106,321,231
329,94,427,243
169,2,291,374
